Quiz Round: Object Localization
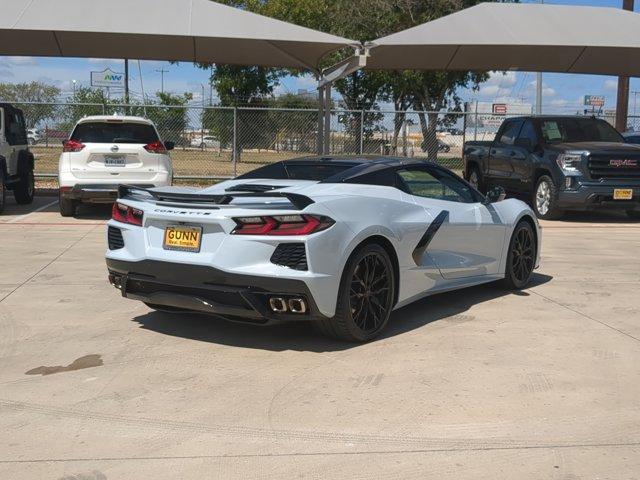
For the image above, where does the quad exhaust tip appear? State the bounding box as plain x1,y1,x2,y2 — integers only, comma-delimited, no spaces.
268,297,307,314
288,298,307,314
269,297,288,313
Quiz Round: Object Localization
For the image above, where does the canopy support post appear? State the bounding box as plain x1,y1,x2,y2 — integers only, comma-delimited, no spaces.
316,48,369,156
323,84,331,155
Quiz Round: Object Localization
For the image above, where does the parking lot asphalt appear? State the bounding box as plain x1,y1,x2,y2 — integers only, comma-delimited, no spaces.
1,195,639,480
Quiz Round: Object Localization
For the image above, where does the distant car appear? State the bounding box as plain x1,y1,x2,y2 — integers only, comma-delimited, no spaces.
623,132,640,145
191,135,220,149
438,139,451,153
106,156,541,342
27,128,41,145
58,116,174,217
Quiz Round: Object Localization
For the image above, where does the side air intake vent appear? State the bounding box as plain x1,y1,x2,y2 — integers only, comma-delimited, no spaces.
270,243,307,271
108,226,125,250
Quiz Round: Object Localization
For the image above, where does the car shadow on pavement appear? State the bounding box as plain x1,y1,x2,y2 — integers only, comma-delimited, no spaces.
75,204,112,220
131,273,553,353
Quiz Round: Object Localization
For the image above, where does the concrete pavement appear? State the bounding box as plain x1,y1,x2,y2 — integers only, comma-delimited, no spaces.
0,196,639,479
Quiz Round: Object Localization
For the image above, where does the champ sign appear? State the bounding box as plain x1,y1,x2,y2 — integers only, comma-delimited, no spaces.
91,68,125,88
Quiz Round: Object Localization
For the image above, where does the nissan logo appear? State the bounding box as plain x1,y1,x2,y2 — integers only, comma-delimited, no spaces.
609,159,637,167
111,145,119,153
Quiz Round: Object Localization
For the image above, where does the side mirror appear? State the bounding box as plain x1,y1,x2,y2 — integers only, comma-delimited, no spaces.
164,141,175,151
486,186,506,203
514,138,533,151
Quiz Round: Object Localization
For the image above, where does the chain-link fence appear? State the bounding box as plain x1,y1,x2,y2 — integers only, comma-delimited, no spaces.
8,101,635,180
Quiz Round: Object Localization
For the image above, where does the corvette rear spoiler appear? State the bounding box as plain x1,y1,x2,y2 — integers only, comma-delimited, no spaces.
118,185,315,210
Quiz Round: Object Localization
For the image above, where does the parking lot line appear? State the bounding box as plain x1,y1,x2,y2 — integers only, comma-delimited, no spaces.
6,200,59,224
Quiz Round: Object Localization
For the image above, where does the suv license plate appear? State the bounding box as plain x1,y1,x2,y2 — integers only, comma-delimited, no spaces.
105,155,126,167
613,189,633,200
163,226,202,252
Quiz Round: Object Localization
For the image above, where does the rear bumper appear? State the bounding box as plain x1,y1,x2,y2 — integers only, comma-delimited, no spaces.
106,258,329,325
62,184,158,203
558,183,640,211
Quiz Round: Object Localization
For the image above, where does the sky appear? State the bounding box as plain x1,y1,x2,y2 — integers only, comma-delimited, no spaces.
0,0,639,117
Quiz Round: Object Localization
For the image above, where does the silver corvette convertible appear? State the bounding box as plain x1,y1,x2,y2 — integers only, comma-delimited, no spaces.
106,156,541,342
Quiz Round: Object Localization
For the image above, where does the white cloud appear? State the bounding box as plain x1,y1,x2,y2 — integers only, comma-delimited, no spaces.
484,71,517,87
603,79,618,91
550,99,569,107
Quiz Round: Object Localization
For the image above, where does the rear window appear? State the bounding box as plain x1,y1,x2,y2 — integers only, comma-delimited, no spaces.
71,122,159,144
238,162,354,181
539,118,622,144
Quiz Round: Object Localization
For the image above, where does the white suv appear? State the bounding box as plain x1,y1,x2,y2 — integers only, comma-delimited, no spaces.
58,116,173,216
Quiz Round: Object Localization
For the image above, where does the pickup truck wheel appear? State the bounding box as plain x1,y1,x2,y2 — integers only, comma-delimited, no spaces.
467,165,485,194
533,176,564,220
0,170,5,214
503,220,536,290
59,192,77,217
13,167,35,204
626,210,640,220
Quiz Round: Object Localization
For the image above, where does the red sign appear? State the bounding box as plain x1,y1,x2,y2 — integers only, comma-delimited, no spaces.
493,104,507,115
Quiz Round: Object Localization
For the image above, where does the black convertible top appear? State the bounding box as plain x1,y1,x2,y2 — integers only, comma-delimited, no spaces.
237,155,441,183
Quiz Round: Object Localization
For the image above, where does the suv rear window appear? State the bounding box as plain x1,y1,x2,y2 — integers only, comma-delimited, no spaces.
71,122,159,144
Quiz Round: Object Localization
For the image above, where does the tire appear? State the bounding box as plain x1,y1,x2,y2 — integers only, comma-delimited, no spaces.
0,169,5,214
533,175,564,220
503,220,537,290
58,191,77,217
467,164,486,194
626,210,640,220
13,166,35,204
313,243,396,342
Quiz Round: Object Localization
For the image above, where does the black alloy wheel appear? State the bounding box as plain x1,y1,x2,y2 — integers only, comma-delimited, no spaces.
349,252,393,334
313,243,396,342
504,221,536,289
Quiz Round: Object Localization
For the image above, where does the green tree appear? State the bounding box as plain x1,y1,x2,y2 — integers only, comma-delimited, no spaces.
61,87,112,132
145,91,194,145
0,81,61,127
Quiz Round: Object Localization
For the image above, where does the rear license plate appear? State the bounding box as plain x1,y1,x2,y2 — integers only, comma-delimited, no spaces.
105,155,126,167
613,189,633,200
163,226,202,252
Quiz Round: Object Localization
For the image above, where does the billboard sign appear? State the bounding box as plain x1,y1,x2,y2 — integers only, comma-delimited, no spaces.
91,68,125,88
584,95,605,107
466,101,532,129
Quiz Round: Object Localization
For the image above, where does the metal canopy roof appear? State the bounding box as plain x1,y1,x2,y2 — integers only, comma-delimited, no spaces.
367,3,640,76
0,0,357,70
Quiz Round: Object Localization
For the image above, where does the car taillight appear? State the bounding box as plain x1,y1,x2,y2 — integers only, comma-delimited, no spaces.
232,215,334,236
144,141,167,154
111,202,143,226
63,139,85,152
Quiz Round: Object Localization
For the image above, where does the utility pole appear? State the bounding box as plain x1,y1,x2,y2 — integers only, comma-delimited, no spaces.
615,0,634,132
124,59,130,105
535,0,543,115
155,68,169,94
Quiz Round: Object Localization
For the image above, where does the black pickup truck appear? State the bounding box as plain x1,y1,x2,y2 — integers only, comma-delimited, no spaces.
463,116,640,219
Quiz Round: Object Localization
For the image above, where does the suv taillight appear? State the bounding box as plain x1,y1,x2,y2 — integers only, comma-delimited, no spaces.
232,215,334,236
112,202,143,226
63,139,85,152
144,141,167,154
